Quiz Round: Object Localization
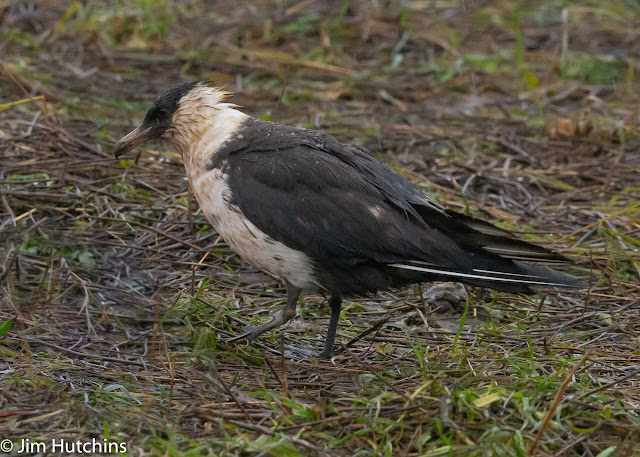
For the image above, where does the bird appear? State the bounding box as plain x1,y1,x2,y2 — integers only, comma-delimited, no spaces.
114,81,582,359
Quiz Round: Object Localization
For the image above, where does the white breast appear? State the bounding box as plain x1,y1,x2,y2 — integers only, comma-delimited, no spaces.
189,168,316,290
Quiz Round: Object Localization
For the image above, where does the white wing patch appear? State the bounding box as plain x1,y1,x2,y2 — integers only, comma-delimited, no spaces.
369,205,383,218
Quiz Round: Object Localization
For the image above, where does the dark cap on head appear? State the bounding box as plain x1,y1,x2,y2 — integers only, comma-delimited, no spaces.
113,81,199,158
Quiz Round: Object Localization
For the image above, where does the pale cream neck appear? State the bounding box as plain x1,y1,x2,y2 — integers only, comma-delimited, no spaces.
164,87,248,173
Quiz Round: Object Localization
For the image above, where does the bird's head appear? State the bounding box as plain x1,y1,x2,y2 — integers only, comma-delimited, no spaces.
113,81,245,160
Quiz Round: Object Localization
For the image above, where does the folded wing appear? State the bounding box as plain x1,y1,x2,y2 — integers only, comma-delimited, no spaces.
221,121,580,294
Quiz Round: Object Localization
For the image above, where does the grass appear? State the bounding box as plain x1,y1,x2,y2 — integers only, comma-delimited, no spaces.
1,0,640,456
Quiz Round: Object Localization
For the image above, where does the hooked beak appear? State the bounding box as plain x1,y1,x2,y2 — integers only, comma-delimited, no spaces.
113,125,154,158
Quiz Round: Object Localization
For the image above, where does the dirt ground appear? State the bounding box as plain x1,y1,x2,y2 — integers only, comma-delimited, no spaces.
1,1,640,456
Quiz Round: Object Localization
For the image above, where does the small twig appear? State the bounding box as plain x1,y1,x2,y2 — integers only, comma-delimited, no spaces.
528,349,592,456
487,135,537,163
273,68,289,121
85,216,203,251
280,334,290,399
229,420,327,456
7,291,34,379
165,337,176,408
335,315,390,355
1,195,15,225
26,110,41,136
342,346,411,403
576,365,640,401
206,372,255,425
72,274,97,337
551,435,589,457
27,338,146,367
263,356,282,385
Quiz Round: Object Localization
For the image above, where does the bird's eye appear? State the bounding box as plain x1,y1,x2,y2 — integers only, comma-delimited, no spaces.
145,107,164,124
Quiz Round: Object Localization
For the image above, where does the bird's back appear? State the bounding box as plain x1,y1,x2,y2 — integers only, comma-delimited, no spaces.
206,118,580,297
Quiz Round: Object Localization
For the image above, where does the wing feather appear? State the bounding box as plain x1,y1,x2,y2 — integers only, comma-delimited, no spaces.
218,119,579,292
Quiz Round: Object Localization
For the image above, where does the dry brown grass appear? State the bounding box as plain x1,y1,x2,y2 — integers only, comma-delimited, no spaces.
1,1,639,455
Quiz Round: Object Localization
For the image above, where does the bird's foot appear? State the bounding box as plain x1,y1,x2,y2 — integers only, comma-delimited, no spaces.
227,324,269,343
318,344,334,360
242,325,268,341
422,282,468,313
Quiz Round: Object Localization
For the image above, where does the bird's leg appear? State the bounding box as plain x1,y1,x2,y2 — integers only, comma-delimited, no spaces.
319,295,342,359
230,280,301,342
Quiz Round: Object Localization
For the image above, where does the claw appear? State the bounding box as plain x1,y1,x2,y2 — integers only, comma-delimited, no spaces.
318,345,334,359
226,325,262,343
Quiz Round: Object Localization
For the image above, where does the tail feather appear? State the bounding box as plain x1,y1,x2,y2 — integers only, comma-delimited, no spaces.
391,261,581,292
439,209,567,263
400,205,584,293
